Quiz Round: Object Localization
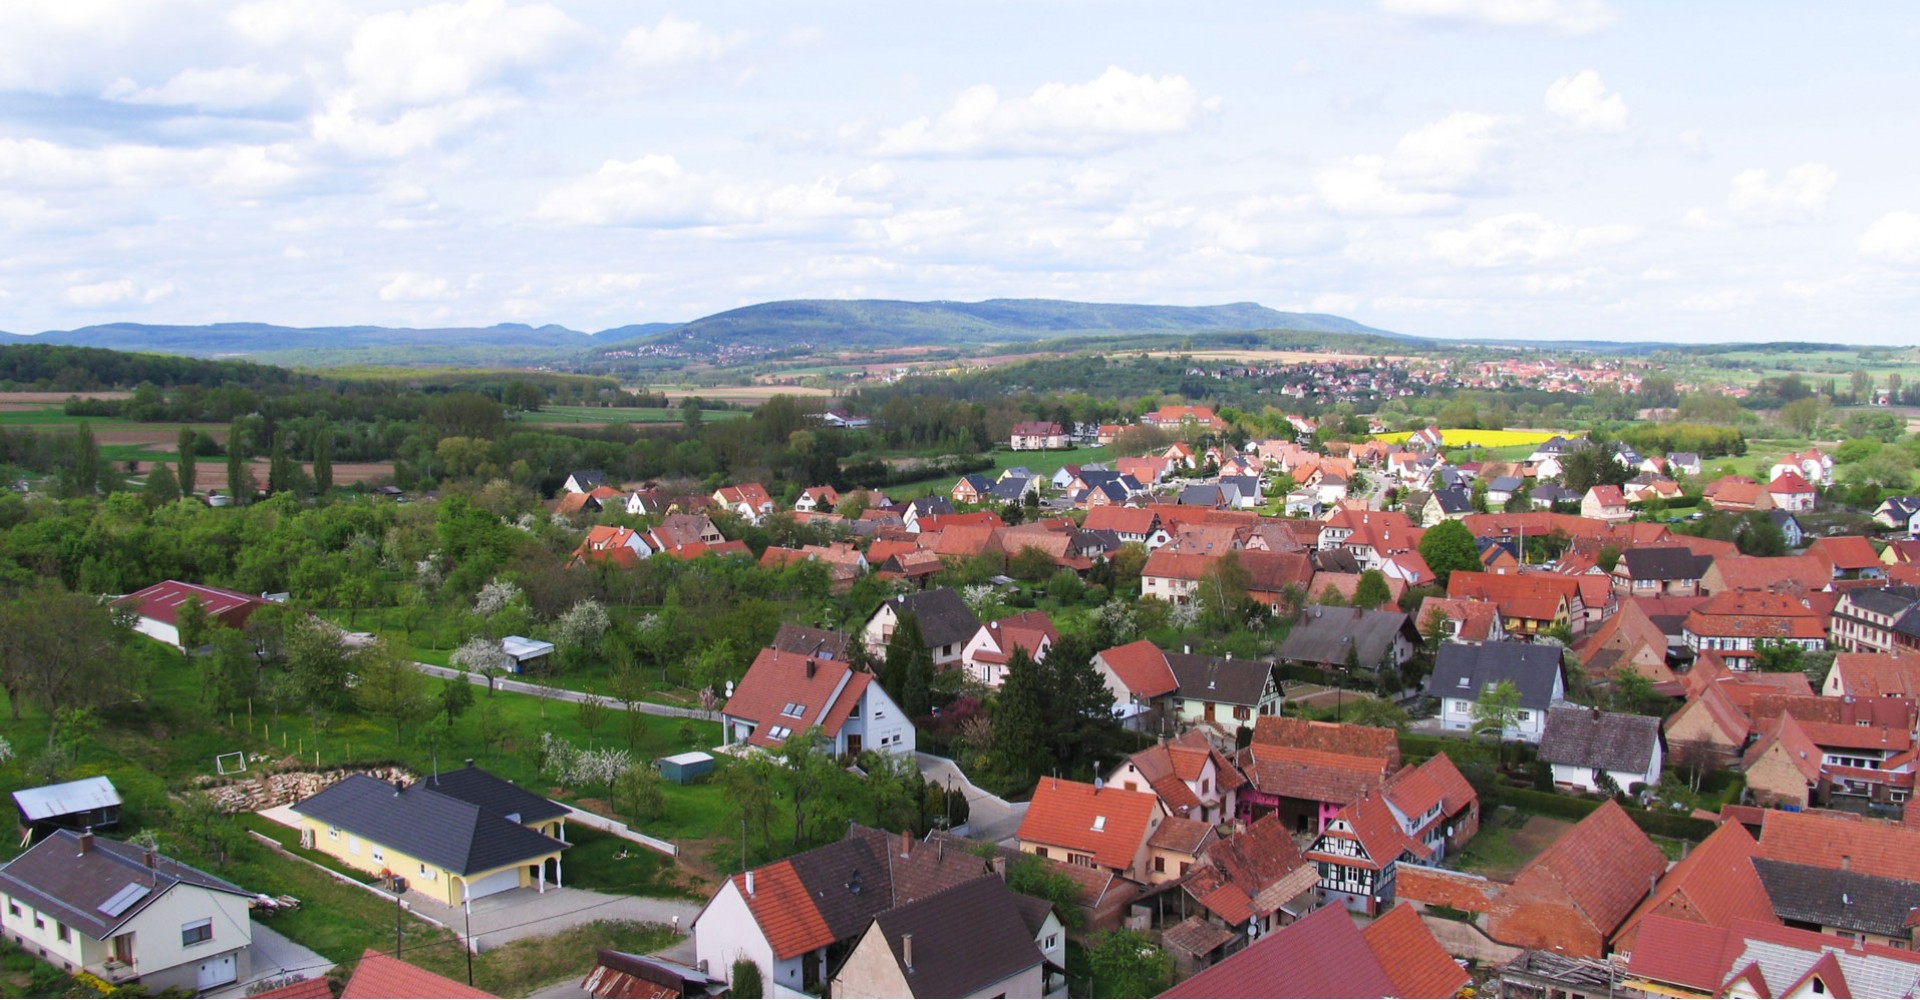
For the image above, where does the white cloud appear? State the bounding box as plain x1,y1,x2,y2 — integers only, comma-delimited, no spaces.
102,65,296,111
1677,129,1706,157
1316,155,1459,216
1859,211,1920,266
311,93,519,158
378,272,458,301
621,15,742,69
871,66,1220,157
1427,212,1635,267
1727,163,1836,223
0,137,300,192
1680,208,1721,229
343,0,583,110
64,279,173,307
1544,70,1627,131
1680,288,1756,312
1380,0,1616,34
1316,111,1508,216
536,155,891,228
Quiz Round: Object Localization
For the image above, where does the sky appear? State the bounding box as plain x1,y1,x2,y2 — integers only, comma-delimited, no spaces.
2,0,1918,344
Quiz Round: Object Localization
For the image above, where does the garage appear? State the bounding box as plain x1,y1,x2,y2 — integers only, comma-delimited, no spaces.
465,867,521,901
195,953,236,991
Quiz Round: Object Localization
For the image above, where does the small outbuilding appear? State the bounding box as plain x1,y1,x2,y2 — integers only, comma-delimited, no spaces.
501,636,555,674
656,752,715,785
13,776,121,843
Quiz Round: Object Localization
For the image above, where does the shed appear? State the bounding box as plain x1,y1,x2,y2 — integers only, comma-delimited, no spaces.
656,751,715,785
13,776,121,841
500,636,555,674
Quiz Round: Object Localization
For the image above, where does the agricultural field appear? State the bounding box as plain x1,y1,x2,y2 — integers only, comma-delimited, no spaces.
0,405,397,489
1371,428,1568,448
517,404,745,426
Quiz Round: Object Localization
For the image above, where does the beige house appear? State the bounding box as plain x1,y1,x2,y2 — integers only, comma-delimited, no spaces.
290,766,569,909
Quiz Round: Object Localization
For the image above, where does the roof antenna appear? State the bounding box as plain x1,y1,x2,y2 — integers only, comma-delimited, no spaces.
432,750,440,784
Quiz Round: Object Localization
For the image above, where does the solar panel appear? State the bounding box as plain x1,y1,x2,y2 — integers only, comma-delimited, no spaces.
97,882,150,917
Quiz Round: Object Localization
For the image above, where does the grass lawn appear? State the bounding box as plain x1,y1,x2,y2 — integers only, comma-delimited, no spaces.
887,444,1113,496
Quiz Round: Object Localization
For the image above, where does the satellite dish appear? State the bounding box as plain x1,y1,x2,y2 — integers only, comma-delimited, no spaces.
725,680,735,698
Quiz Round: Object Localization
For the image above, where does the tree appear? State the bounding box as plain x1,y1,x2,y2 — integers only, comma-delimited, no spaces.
312,426,333,495
142,463,181,507
883,613,934,717
1352,569,1392,610
226,420,253,505
779,727,849,848
1197,550,1253,632
1006,853,1084,930
721,755,779,855
353,639,432,742
1611,670,1658,715
614,762,667,823
175,595,212,664
208,629,259,711
730,960,763,999
438,675,475,728
268,430,295,496
1471,679,1522,745
1088,929,1174,999
991,647,1048,783
1418,518,1479,588
1419,606,1450,656
577,693,609,745
608,656,652,750
1559,446,1630,494
58,423,101,498
1755,638,1806,674
0,584,136,746
1347,697,1409,730
177,426,198,496
452,635,510,694
1737,511,1787,556
1009,545,1055,582
1779,395,1829,437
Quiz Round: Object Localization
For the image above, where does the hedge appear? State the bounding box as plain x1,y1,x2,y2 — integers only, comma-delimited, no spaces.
1481,785,1717,841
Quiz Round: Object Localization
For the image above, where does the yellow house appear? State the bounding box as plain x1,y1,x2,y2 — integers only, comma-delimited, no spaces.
290,765,569,909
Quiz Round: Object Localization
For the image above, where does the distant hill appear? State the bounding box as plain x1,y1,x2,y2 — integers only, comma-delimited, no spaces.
594,298,1412,356
3,321,604,357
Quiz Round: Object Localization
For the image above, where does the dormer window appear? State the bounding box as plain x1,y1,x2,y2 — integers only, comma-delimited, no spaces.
781,703,807,718
1092,816,1107,832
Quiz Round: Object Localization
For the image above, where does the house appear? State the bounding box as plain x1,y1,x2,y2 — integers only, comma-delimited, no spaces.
1580,484,1631,523
1806,535,1885,580
1741,713,1825,808
1167,650,1283,738
1874,496,1920,536
1092,640,1180,732
1771,448,1835,486
1421,487,1473,523
1680,590,1828,671
1574,600,1676,688
1612,546,1710,597
1166,814,1320,975
1768,470,1818,511
1708,477,1774,513
570,524,651,568
1483,475,1524,508
793,485,841,513
861,588,980,669
1538,707,1664,794
1609,821,1776,956
714,483,777,522
1629,914,1920,998
290,765,570,907
1699,553,1834,596
1106,730,1244,825
722,648,914,756
1275,606,1418,677
111,580,273,649
1161,902,1468,1000
960,611,1059,688
988,477,1038,504
1446,571,1584,637
330,949,496,998
555,485,622,516
1772,509,1807,548
1829,588,1920,654
830,875,1063,1000
1016,778,1166,883
646,513,725,552
1667,452,1702,476
821,409,869,430
1304,789,1421,915
579,949,724,1000
693,825,1017,996
1528,483,1577,509
0,830,256,993
1485,801,1666,959
1748,694,1917,808
13,777,120,843
1235,718,1400,833
949,475,994,505
1009,421,1067,451
1416,596,1507,644
1140,405,1229,434
1425,642,1566,742
561,470,606,494
1081,507,1158,546
1753,857,1920,950
1822,648,1920,698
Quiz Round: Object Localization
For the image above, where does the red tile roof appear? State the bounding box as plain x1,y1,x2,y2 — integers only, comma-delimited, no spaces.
1160,904,1396,999
1612,820,1777,953
1016,778,1162,870
251,977,333,999
1095,640,1177,699
1362,903,1473,999
112,580,270,628
1758,808,1920,882
1768,469,1816,495
1683,589,1828,640
1082,506,1158,535
1807,535,1881,571
724,648,873,748
1490,800,1666,956
1828,650,1920,699
341,950,495,999
731,862,836,960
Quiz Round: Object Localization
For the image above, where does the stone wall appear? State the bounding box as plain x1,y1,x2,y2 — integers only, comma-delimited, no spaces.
194,762,416,814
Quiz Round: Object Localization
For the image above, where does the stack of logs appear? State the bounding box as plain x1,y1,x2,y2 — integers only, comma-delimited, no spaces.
195,763,417,814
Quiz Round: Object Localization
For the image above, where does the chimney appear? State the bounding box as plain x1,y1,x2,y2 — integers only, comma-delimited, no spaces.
806,658,817,679
465,758,475,769
393,778,405,796
77,828,93,855
1842,855,1852,871
902,933,915,973
901,830,913,859
746,871,756,896
990,856,1008,880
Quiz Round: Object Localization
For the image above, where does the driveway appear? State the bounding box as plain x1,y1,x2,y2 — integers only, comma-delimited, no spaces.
409,662,707,720
205,924,333,999
916,752,1028,845
403,885,700,952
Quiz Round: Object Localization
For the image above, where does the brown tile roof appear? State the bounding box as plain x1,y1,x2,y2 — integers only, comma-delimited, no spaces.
1612,821,1777,953
1829,650,1920,699
1706,554,1834,594
1239,745,1394,804
1082,506,1158,535
1148,816,1217,855
1808,535,1882,572
341,950,496,999
1396,865,1501,913
1181,813,1312,926
1758,809,1920,882
1362,903,1473,1000
1683,589,1828,640
1493,801,1666,952
1251,716,1402,765
1417,596,1502,642
1142,549,1216,583
1095,640,1178,699
1016,778,1162,870
251,977,334,999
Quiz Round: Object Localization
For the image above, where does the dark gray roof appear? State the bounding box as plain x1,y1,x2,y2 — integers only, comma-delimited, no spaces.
883,588,982,649
908,497,955,518
1402,490,1432,514
1432,489,1473,514
292,773,566,876
860,876,1047,998
773,624,853,661
1426,642,1564,711
567,469,606,487
1530,484,1578,503
1220,475,1260,495
1619,547,1712,582
957,475,994,493
1881,496,1920,519
1179,485,1225,507
1668,452,1700,465
1841,587,1920,618
1769,510,1802,530
1753,858,1920,938
423,763,568,825
1168,653,1273,707
1277,606,1415,670
786,830,894,943
1314,548,1362,574
1487,476,1524,492
1072,530,1122,557
1538,707,1660,773
1896,606,1920,641
989,478,1032,501
0,830,251,941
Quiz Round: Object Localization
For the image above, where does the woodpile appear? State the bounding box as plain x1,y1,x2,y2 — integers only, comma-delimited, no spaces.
195,762,416,814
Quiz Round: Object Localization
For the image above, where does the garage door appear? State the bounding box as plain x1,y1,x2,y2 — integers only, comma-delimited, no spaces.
467,868,520,900
196,953,236,991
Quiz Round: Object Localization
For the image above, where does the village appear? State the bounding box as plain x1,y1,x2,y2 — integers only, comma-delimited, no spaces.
6,393,1920,999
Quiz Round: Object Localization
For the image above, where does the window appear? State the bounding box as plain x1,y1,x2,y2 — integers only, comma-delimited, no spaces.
327,825,340,840
372,847,385,863
1180,862,1191,876
33,914,43,931
419,863,431,877
5,902,17,918
181,919,212,947
1034,847,1048,859
1233,705,1251,721
1044,933,1058,950
55,923,68,943
1153,856,1165,873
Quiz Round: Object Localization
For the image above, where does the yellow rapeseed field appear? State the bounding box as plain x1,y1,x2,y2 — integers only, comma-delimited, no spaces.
1371,428,1571,447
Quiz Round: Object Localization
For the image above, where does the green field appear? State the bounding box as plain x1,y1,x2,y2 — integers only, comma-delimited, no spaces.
886,444,1115,496
518,405,745,425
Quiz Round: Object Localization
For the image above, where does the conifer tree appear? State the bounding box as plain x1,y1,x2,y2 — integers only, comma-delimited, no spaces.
176,426,197,497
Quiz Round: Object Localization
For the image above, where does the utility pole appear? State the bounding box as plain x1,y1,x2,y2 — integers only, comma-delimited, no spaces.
392,876,408,957
465,905,475,986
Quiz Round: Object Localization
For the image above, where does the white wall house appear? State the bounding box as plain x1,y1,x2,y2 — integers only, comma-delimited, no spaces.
1539,707,1664,795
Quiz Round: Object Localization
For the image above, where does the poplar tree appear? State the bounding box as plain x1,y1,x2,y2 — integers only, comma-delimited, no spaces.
176,426,197,497
311,427,333,495
225,421,253,505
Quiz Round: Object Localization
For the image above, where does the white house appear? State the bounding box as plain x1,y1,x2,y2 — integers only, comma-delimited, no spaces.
722,648,915,757
0,830,255,994
1424,642,1566,743
1538,707,1664,794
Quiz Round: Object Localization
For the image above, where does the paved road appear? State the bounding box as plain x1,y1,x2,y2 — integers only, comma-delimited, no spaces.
406,885,699,953
916,751,1028,844
410,662,708,720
